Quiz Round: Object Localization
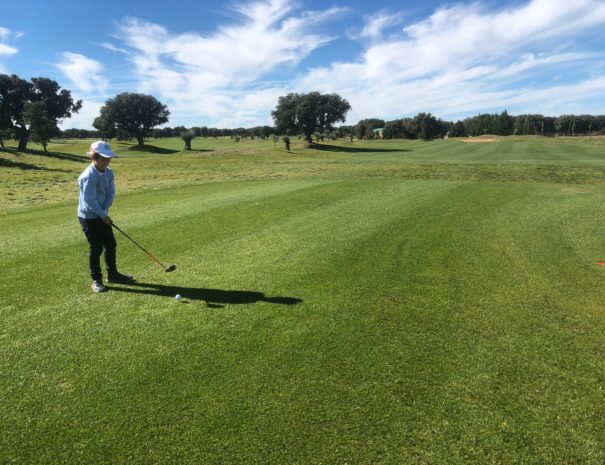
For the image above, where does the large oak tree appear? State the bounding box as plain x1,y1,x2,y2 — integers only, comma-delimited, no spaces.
96,93,170,146
22,101,58,152
272,92,351,144
0,74,81,151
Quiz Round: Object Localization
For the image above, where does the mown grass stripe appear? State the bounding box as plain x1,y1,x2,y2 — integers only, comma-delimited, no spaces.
3,137,605,463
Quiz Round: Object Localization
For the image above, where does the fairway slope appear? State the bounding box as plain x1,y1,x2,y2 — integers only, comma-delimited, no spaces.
2,137,605,463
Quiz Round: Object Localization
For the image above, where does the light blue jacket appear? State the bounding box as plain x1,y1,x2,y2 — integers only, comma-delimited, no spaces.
77,163,115,219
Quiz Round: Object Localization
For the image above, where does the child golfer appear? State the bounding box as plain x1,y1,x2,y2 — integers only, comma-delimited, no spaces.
78,141,133,292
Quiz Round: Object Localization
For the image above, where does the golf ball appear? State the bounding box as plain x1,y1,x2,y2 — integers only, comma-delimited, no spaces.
175,294,182,301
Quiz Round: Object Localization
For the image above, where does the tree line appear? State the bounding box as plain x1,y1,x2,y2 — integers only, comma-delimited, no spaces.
3,72,605,153
88,111,605,143
54,125,277,141
459,112,605,137
346,111,605,140
63,110,605,142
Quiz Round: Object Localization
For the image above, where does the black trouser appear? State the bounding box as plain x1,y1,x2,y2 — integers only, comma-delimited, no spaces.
78,217,118,282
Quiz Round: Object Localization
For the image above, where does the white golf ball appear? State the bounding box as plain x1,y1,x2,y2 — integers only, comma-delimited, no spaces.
175,294,182,301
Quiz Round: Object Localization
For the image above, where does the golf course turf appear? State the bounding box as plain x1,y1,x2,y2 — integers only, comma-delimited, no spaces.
2,136,605,463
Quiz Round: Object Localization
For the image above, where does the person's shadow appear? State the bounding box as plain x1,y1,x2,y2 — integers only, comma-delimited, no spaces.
109,281,303,308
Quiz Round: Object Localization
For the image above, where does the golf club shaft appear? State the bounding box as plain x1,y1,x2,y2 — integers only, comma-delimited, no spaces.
111,223,167,270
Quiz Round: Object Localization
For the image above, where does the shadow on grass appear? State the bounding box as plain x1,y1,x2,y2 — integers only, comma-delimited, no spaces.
128,145,180,154
109,281,303,308
311,143,410,153
0,157,70,172
3,147,87,163
128,144,215,154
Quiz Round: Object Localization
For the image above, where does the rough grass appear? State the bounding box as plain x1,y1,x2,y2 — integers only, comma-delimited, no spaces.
2,136,605,464
2,136,605,211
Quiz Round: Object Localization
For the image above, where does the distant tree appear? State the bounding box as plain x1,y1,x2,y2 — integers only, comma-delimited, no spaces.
573,115,592,135
22,101,58,151
400,118,415,139
93,112,117,140
555,116,570,136
514,114,552,136
383,119,405,139
334,125,350,138
59,128,99,139
465,113,495,136
334,125,351,138
448,120,467,137
0,74,81,151
461,111,562,137
180,130,195,150
260,126,274,139
272,91,351,144
355,118,385,139
438,119,452,137
249,126,260,139
413,113,440,140
497,110,513,136
593,115,605,134
200,126,208,138
513,115,531,135
173,125,187,135
272,93,298,137
553,114,598,136
463,115,479,136
97,93,169,146
542,117,556,136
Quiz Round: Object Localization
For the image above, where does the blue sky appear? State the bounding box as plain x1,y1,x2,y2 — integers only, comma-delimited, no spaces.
2,0,605,129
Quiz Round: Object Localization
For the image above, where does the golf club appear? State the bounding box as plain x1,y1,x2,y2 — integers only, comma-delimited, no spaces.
111,223,176,273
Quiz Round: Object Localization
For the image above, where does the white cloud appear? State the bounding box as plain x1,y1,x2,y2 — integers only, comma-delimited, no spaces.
100,42,129,54
213,87,287,127
65,0,605,129
115,3,346,84
107,0,347,126
0,26,19,72
0,26,11,41
359,10,405,40
0,43,17,56
295,0,605,122
59,98,103,130
0,26,19,57
55,52,109,94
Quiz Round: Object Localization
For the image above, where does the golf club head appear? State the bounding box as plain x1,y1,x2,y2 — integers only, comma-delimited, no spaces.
165,264,177,273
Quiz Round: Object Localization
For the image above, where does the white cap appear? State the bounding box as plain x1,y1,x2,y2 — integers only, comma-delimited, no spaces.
88,140,117,158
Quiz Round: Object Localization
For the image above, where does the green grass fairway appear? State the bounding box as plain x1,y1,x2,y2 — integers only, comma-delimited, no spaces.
2,136,605,464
